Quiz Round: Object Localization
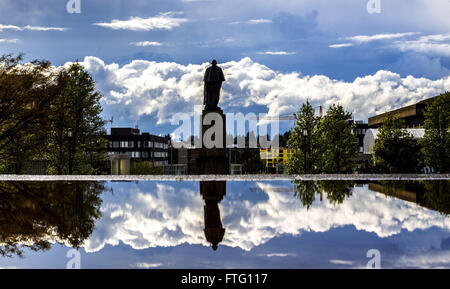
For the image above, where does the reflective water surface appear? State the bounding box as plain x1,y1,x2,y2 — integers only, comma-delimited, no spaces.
0,180,449,269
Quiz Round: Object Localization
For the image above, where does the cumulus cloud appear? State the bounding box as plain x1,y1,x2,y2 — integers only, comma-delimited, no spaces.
93,12,188,31
82,182,450,256
77,56,450,126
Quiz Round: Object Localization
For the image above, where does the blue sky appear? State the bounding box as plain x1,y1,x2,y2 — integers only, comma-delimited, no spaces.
1,0,450,136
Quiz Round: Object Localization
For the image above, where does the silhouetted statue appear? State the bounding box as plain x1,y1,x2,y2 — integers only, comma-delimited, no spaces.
203,60,225,110
200,181,226,251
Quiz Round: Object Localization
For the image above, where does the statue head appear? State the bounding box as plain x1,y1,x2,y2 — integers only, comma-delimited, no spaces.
211,59,217,66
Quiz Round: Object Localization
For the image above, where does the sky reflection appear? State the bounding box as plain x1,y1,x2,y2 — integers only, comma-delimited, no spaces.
0,180,449,269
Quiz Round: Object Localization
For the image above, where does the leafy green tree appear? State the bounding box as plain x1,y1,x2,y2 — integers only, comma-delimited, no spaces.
372,113,421,173
0,54,56,173
287,100,320,174
419,92,450,173
47,63,108,175
316,104,357,173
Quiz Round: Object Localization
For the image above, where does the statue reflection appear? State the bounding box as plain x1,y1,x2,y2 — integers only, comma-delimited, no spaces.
200,181,226,251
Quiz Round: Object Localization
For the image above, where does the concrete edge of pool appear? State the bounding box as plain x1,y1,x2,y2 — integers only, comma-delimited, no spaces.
0,174,449,181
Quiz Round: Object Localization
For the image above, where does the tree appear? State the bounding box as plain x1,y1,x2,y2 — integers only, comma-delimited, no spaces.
372,113,421,173
419,92,450,173
316,104,357,173
0,54,56,173
287,100,320,174
46,63,108,175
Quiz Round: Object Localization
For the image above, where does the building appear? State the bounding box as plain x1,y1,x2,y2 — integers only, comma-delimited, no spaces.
363,128,425,155
354,121,369,154
260,148,292,168
368,96,436,128
107,128,169,166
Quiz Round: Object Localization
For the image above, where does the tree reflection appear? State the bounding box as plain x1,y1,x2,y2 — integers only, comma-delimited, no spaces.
0,181,105,257
293,181,318,209
317,181,354,206
293,180,353,208
423,181,450,216
368,180,450,216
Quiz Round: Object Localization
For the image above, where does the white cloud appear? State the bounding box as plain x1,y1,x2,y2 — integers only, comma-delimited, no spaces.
329,43,354,48
393,33,450,57
264,253,296,257
0,38,19,43
77,56,450,125
93,12,188,31
248,19,272,24
228,19,272,25
132,262,164,268
0,24,21,31
335,32,450,57
256,51,296,55
0,24,67,32
396,251,450,269
329,259,354,265
129,41,163,47
345,32,420,43
22,25,67,32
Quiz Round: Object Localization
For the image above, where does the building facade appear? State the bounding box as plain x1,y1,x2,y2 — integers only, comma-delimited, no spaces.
260,148,293,168
107,128,169,166
368,96,436,128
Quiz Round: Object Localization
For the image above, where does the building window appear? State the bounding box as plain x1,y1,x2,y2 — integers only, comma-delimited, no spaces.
113,141,120,148
132,151,141,158
143,141,152,148
142,151,149,158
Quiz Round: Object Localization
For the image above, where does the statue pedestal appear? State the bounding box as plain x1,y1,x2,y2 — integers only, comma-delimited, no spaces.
190,109,229,174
